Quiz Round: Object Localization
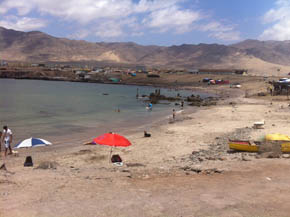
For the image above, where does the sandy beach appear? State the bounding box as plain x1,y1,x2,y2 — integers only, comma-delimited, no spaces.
1,81,290,217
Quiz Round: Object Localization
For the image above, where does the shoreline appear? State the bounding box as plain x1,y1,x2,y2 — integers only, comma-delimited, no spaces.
4,75,290,216
0,74,242,96
0,77,219,146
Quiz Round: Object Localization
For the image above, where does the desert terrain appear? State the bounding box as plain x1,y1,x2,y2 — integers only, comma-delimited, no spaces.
1,75,290,217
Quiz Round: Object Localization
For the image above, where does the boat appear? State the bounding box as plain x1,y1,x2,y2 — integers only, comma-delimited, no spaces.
228,140,259,152
281,142,290,152
229,139,290,153
266,134,290,153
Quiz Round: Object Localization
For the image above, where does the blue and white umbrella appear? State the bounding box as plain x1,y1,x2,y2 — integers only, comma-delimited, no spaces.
14,137,52,148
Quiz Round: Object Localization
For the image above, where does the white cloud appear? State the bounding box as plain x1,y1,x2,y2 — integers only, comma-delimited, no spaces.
0,15,46,31
209,31,240,41
143,5,201,33
0,0,34,15
200,22,232,32
260,0,290,40
0,0,241,42
95,21,124,38
0,0,200,34
0,0,141,23
134,0,181,13
199,21,241,41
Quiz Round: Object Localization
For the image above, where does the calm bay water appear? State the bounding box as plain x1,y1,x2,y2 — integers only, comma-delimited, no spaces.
0,79,208,143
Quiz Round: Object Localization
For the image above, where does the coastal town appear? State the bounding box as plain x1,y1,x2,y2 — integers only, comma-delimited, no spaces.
0,61,248,82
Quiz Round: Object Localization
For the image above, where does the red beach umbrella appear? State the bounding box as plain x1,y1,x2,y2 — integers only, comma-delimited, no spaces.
93,133,131,147
93,133,131,163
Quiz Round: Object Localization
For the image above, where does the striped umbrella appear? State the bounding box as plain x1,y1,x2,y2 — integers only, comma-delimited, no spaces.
14,137,52,148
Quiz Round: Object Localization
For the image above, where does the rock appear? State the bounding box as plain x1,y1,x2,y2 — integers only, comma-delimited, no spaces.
202,168,223,174
180,166,202,173
144,174,150,179
36,161,59,169
258,92,266,96
241,154,251,161
259,152,280,159
206,156,217,161
198,157,204,162
282,154,290,158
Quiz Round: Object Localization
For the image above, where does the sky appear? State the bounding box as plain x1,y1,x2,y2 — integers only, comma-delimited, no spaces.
0,0,290,46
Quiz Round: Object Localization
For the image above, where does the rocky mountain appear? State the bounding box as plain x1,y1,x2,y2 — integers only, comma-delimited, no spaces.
231,39,290,66
1,27,290,75
0,27,244,67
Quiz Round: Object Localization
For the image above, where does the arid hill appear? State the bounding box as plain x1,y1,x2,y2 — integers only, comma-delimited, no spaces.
2,27,290,75
231,39,290,66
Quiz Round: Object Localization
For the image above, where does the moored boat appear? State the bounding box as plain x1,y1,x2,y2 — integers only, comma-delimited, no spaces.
228,140,259,152
281,142,290,153
229,139,290,153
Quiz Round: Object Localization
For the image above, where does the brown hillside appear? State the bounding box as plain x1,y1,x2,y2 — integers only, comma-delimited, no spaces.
1,27,290,76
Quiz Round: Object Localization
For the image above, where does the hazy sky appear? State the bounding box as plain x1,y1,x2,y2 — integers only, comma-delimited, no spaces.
0,0,289,45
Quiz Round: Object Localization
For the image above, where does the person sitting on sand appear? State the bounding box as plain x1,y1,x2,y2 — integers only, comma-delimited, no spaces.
1,125,12,156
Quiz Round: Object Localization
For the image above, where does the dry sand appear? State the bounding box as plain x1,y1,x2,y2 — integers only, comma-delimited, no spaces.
1,84,290,217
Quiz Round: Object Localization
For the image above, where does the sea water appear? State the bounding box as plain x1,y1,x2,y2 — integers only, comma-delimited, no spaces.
0,79,209,144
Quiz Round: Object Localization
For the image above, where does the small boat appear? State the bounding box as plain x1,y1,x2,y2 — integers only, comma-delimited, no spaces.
228,140,259,152
281,142,290,152
265,134,290,153
229,139,290,153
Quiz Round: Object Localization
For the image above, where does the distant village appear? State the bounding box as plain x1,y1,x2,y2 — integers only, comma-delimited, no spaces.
0,60,248,84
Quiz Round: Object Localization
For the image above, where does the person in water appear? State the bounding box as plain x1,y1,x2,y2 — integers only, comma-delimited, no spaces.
148,103,152,110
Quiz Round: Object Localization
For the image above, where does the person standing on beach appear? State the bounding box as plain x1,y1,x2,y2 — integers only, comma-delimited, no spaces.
172,109,176,121
1,126,12,156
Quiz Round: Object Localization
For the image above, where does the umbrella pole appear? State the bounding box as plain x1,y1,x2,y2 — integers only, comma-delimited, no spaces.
109,147,113,163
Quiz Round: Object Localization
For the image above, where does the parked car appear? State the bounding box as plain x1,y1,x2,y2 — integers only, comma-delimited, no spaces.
202,78,212,83
230,83,241,88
